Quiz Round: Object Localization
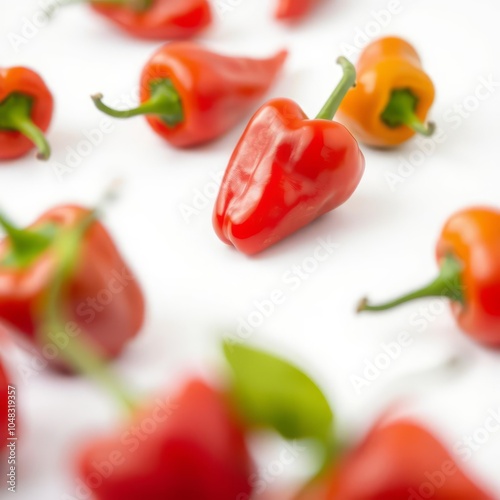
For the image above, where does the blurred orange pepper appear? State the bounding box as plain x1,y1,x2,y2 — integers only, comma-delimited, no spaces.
338,36,435,147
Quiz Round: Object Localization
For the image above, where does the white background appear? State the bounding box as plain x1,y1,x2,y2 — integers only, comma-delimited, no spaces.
2,0,500,498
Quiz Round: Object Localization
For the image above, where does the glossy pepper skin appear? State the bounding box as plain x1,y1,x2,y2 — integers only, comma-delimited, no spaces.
90,0,212,40
359,207,500,347
0,205,144,365
78,379,254,499
93,42,287,148
296,421,493,500
0,67,53,160
214,58,365,256
275,0,321,21
436,208,500,346
338,36,435,147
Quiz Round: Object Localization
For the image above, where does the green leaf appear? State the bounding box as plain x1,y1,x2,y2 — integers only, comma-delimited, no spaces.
224,341,334,448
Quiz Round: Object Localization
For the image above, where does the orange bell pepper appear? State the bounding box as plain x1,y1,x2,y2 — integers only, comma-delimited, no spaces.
358,207,500,347
338,36,435,148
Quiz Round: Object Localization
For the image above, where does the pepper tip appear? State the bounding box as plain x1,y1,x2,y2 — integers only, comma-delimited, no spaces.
356,298,369,314
425,121,436,137
36,150,50,161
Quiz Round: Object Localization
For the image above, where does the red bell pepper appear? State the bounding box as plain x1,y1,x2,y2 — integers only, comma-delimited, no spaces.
275,0,322,21
78,379,254,499
213,57,365,256
0,205,144,368
0,67,53,161
324,420,493,499
92,42,287,148
358,207,500,347
294,420,493,500
53,0,212,40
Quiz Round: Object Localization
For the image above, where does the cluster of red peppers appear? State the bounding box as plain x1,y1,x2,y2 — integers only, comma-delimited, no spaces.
58,339,500,499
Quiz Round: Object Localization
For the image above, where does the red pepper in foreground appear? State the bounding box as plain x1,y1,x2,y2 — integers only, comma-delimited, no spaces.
0,67,53,161
213,57,365,256
296,421,493,500
55,0,212,40
275,0,322,21
92,42,287,148
0,205,144,367
358,207,500,347
77,379,253,499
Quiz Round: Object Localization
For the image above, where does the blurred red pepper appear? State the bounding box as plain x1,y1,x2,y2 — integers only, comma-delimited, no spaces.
0,67,53,161
92,42,287,148
56,0,212,40
326,420,493,499
0,205,144,367
296,420,493,500
275,0,321,21
213,57,365,256
359,207,500,347
78,379,253,499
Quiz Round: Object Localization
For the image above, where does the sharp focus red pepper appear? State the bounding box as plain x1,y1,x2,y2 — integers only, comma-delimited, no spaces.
0,205,144,367
0,67,53,161
87,0,212,40
213,57,365,256
359,207,500,347
92,42,287,148
275,0,321,21
295,420,493,500
78,379,254,499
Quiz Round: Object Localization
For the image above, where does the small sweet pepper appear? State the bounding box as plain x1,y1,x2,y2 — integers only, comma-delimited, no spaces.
0,205,144,367
54,0,212,40
324,420,493,499
0,67,53,161
93,42,287,148
214,57,365,255
359,207,500,347
338,36,435,147
275,0,322,21
78,379,254,499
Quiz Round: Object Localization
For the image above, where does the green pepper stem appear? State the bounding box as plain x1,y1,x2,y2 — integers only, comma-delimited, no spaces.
381,89,435,137
316,57,357,121
357,255,464,313
0,213,53,267
40,186,137,413
0,94,51,160
92,79,184,127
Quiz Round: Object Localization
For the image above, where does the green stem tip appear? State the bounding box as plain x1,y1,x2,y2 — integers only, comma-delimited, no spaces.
91,79,184,128
381,89,435,137
316,56,357,121
357,255,464,314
